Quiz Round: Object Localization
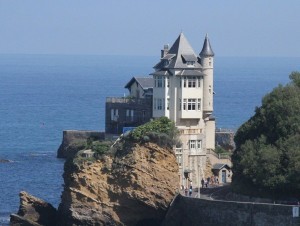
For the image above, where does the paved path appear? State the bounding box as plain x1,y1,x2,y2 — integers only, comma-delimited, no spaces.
181,184,231,200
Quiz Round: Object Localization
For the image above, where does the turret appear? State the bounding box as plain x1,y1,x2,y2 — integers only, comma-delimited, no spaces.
200,34,214,115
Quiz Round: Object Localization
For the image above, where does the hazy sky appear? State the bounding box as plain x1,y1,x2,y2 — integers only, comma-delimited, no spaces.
1,1,300,57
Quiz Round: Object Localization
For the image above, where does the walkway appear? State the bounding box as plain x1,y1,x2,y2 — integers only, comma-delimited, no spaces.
181,184,231,200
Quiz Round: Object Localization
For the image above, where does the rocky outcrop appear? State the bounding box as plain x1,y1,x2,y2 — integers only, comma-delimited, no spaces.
215,130,235,151
57,141,179,226
57,130,105,158
10,191,57,226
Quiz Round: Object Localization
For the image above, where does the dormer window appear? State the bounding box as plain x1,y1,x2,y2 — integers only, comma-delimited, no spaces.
186,61,195,66
182,54,197,67
164,60,169,67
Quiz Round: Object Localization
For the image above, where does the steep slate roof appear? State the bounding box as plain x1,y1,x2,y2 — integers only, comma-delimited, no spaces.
125,77,153,90
212,163,231,170
200,34,214,57
153,33,202,70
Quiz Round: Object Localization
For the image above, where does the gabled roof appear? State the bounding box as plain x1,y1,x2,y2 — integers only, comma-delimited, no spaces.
153,33,202,70
125,77,153,90
200,34,214,57
212,163,231,170
150,70,173,76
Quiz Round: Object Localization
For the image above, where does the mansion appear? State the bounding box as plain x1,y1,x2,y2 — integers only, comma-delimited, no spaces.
106,33,231,188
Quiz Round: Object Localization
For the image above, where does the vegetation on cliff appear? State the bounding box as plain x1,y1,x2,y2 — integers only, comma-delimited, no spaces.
232,72,300,197
127,116,180,148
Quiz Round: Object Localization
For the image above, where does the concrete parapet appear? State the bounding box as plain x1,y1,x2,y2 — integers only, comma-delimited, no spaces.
57,130,105,159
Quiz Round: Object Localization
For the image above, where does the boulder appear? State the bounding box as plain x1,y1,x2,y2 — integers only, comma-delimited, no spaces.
10,191,57,226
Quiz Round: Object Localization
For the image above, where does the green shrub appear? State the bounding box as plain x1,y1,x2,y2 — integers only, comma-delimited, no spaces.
127,117,179,148
91,141,112,155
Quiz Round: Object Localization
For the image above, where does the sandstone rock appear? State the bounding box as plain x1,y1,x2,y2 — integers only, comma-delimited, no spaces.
10,191,57,226
57,141,179,226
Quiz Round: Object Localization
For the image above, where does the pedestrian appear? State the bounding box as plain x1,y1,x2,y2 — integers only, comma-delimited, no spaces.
185,187,188,196
201,179,204,188
207,177,210,187
205,179,208,188
189,187,192,197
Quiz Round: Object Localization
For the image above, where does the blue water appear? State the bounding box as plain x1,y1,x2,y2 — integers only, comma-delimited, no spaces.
0,55,299,225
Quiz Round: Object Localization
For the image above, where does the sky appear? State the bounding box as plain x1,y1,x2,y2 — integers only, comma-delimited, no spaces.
0,1,300,57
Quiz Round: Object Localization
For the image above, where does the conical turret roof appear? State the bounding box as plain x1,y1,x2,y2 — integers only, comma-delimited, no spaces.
200,34,214,57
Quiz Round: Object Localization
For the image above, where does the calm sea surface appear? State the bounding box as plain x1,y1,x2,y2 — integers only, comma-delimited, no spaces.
0,55,299,224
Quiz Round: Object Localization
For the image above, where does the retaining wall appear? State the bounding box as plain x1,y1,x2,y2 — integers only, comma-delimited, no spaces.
162,195,300,226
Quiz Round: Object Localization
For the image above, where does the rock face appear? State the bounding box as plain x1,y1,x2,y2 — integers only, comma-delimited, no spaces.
57,141,179,226
10,191,57,226
215,130,235,151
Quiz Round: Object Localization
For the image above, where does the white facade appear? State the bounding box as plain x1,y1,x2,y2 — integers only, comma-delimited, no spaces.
151,33,215,187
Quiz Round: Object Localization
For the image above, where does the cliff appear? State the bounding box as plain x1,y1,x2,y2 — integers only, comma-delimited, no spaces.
57,140,179,225
11,139,179,226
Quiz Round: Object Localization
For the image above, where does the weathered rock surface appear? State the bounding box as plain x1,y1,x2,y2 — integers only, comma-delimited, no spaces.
215,130,235,151
57,141,179,226
10,191,57,226
0,158,11,163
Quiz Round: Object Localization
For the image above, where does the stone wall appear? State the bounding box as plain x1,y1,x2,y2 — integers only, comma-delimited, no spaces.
162,195,300,226
57,130,105,158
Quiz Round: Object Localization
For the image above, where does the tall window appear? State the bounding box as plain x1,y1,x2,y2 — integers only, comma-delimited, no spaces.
130,110,134,121
183,99,187,110
176,155,182,166
155,76,163,88
179,98,181,111
197,140,202,149
111,109,118,121
190,140,196,149
197,99,201,110
157,99,162,110
188,77,196,88
167,98,170,110
187,99,196,110
198,78,201,87
189,140,202,150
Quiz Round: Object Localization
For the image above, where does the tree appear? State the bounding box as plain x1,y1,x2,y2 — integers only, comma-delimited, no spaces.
232,72,300,196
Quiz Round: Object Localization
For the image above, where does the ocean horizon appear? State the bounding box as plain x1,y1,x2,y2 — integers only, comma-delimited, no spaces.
1,54,300,225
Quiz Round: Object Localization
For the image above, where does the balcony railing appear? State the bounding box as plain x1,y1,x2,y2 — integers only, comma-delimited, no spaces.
106,97,151,105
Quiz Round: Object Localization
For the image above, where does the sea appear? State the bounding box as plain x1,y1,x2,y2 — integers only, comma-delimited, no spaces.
0,54,299,225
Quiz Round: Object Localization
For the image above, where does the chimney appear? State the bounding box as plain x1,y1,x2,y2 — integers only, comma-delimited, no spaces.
161,44,169,58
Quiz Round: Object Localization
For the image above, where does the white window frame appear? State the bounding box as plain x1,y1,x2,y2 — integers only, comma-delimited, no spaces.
197,99,201,111
187,99,196,110
190,140,196,149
